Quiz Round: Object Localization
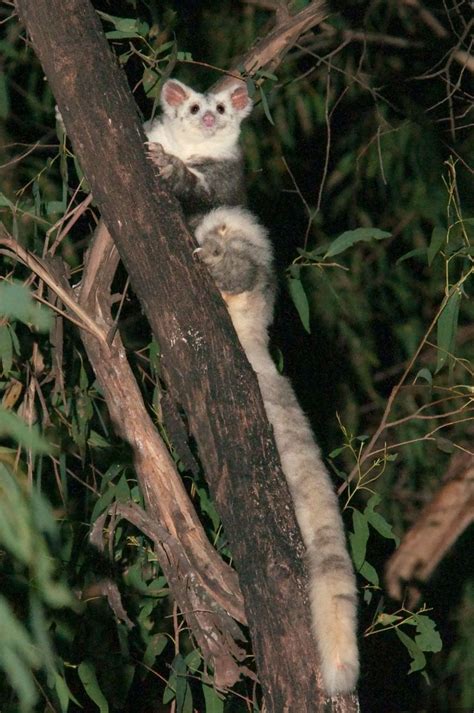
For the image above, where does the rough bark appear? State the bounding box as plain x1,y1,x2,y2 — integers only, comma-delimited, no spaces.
14,0,358,710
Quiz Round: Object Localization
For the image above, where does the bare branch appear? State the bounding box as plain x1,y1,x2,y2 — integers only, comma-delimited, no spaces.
385,451,474,606
215,0,328,90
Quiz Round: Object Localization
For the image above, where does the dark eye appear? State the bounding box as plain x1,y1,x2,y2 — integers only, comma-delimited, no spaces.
216,103,225,114
190,104,200,114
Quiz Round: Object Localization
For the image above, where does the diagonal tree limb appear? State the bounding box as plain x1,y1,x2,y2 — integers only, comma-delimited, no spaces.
216,0,328,90
385,451,474,607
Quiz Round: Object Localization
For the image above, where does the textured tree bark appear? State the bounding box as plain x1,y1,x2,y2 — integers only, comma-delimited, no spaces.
15,1,358,710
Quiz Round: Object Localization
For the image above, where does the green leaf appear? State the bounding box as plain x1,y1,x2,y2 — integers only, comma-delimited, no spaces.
29,594,56,676
0,647,38,713
0,281,52,332
105,30,141,39
0,71,9,119
0,595,41,712
0,407,51,454
396,628,427,674
88,430,112,449
324,227,391,259
427,226,446,266
202,683,224,713
359,560,379,586
435,436,455,454
0,325,13,375
91,482,118,522
175,654,192,713
414,367,432,385
143,634,168,669
365,494,400,545
363,589,373,605
349,509,369,570
396,247,427,265
115,472,131,502
78,661,109,713
53,670,81,712
436,289,461,373
413,614,442,653
163,666,176,704
45,200,67,216
176,51,193,62
0,192,14,209
287,276,310,333
185,648,201,673
258,87,275,126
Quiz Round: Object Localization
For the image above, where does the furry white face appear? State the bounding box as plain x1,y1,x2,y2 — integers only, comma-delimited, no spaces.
160,79,252,140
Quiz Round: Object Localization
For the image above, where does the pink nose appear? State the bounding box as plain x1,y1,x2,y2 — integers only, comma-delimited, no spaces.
202,111,215,127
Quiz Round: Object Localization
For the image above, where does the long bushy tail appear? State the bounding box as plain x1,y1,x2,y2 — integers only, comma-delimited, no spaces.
228,306,359,697
260,368,358,695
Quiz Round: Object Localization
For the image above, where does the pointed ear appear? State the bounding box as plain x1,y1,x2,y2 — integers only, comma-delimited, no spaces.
161,80,191,113
229,84,252,117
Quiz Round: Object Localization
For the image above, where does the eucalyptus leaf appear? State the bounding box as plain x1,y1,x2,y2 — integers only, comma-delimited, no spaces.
202,683,225,713
396,628,427,674
436,290,461,373
413,614,442,653
427,226,446,265
0,407,50,454
259,87,275,126
414,368,432,385
78,661,109,713
0,281,52,332
365,494,399,545
359,560,379,586
324,227,391,259
349,509,369,570
0,324,13,375
0,71,9,119
287,276,311,333
396,247,427,265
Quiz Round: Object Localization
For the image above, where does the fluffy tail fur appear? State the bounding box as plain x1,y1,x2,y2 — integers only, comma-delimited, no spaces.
195,207,359,696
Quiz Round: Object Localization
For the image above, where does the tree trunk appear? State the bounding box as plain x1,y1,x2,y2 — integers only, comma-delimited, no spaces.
15,1,358,710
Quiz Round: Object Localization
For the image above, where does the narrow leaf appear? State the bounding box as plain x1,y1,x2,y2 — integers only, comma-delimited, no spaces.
324,227,391,259
436,290,461,373
0,325,13,375
78,661,109,713
0,407,50,454
396,247,427,265
0,281,52,332
427,226,446,266
202,684,224,713
259,87,275,126
349,509,369,570
0,71,9,119
414,368,432,386
287,277,310,333
359,560,379,586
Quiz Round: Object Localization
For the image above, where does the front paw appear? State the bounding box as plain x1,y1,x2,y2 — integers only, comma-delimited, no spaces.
193,240,224,268
146,142,175,179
